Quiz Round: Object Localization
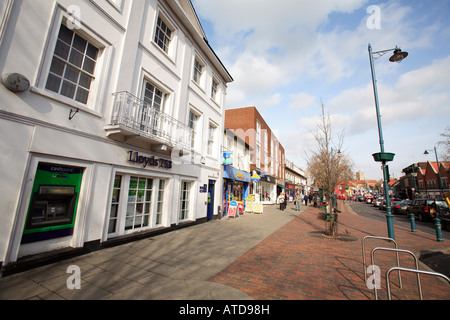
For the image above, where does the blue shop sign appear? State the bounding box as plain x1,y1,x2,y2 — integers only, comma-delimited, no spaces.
223,166,250,182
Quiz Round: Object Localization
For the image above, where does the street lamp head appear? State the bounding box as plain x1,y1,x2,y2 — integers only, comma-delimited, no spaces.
389,47,408,63
424,150,429,155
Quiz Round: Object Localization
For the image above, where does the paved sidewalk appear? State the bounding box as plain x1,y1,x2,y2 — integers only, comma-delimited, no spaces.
0,202,303,300
211,202,450,300
0,201,449,300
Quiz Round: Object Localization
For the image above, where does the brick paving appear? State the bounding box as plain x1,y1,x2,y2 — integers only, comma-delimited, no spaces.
209,202,450,300
0,201,449,300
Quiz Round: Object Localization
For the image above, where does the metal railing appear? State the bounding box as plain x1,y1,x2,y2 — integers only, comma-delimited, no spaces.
110,91,193,150
362,236,401,287
370,247,422,300
386,267,450,300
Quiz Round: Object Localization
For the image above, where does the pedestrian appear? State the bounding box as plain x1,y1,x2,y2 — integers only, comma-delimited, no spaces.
295,191,301,211
304,194,308,206
278,192,285,211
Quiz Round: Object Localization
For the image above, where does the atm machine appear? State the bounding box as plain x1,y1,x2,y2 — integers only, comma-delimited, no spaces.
21,163,83,244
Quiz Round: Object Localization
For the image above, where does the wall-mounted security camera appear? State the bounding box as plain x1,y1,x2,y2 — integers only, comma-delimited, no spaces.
2,73,30,92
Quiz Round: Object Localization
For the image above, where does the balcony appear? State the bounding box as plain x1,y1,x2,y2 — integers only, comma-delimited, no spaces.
105,92,193,153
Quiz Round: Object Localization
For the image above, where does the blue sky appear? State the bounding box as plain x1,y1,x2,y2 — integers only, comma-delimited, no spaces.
192,0,450,181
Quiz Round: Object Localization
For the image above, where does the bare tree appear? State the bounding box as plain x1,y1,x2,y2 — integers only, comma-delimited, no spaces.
306,101,354,216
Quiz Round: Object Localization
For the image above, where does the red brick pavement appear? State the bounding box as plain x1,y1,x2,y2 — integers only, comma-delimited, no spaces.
209,203,450,300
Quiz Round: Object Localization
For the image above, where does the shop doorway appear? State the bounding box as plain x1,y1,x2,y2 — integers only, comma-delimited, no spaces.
207,180,215,220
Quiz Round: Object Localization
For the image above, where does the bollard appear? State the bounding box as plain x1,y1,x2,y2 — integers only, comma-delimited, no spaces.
409,213,416,232
435,217,444,242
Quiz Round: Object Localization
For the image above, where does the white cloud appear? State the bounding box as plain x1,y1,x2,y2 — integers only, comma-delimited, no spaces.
194,0,370,107
287,92,317,110
325,55,450,137
193,0,450,180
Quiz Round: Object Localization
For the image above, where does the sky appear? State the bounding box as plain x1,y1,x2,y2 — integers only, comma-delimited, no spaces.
191,0,450,181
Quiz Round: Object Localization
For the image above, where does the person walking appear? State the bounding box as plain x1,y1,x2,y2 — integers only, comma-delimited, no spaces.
278,192,286,211
304,194,308,206
295,191,301,211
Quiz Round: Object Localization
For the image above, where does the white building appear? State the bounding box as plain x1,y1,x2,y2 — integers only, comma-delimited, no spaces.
0,0,232,273
285,159,308,199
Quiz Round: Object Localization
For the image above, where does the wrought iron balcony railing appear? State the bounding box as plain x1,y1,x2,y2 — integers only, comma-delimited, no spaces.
107,91,192,150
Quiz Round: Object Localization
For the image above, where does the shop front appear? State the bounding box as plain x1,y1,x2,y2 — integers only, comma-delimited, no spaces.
285,182,297,202
222,166,250,216
254,171,276,204
1,123,211,270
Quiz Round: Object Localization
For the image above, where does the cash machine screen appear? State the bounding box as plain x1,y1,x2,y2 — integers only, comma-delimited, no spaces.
29,185,76,228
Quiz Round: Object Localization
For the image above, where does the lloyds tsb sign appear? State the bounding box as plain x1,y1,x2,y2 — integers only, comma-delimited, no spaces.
127,150,172,169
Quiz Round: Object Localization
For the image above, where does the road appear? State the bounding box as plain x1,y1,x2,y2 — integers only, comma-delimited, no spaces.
345,200,450,241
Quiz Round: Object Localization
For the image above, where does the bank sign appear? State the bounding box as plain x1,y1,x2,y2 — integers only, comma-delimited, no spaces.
128,151,172,169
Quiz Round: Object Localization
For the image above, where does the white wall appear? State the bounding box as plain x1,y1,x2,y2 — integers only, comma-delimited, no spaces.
0,0,230,264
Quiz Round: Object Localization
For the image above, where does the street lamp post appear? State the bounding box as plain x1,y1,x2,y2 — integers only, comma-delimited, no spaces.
424,147,444,242
368,44,408,240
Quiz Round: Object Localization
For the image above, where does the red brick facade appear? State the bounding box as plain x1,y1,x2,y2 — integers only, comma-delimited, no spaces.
225,106,285,182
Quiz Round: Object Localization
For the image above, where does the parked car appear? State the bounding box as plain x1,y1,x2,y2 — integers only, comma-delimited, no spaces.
438,210,450,230
391,199,411,214
379,198,399,211
396,200,412,215
374,197,383,207
391,200,403,214
407,198,447,222
434,201,450,230
365,195,374,204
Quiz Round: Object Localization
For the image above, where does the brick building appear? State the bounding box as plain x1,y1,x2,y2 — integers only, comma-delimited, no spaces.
398,161,450,198
225,106,285,203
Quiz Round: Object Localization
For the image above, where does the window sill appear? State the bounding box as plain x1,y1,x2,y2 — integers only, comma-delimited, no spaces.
31,86,103,118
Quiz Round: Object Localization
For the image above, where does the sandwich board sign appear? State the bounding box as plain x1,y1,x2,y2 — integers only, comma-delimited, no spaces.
228,200,238,218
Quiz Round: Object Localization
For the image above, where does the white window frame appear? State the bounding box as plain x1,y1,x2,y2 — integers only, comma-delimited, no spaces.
106,172,170,239
154,15,172,54
44,24,100,105
188,108,201,151
152,11,177,59
124,176,154,233
142,79,166,112
32,6,111,116
207,122,218,156
193,57,204,85
211,78,218,99
155,179,166,226
179,180,193,222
